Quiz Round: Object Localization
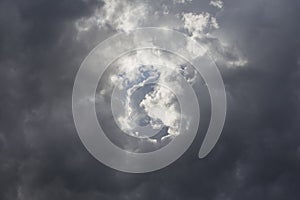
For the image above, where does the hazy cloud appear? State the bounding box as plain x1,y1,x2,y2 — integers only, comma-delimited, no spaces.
210,0,224,9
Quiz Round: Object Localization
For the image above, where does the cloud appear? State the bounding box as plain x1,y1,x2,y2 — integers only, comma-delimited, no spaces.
76,0,148,33
172,0,192,4
101,49,196,141
205,38,248,68
182,12,219,39
180,10,247,68
1,0,300,199
140,85,181,137
75,0,247,68
210,0,224,9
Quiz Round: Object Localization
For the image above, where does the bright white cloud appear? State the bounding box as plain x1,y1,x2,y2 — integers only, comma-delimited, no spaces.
140,86,180,137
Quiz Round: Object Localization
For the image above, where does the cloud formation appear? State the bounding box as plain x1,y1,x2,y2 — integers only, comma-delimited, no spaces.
99,49,197,141
1,0,300,199
76,0,148,33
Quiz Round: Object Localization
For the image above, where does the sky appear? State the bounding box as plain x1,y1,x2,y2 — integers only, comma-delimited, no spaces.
1,0,300,199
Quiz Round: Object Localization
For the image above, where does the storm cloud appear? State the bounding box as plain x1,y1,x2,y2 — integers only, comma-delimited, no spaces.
1,0,300,199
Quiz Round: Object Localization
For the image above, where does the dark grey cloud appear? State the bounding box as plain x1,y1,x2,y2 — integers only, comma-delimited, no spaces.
1,0,300,199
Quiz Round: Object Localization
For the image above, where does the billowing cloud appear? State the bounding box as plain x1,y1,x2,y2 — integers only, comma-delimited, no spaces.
100,49,196,141
140,85,181,137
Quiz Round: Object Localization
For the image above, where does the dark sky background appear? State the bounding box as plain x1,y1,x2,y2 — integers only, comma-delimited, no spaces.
1,0,300,199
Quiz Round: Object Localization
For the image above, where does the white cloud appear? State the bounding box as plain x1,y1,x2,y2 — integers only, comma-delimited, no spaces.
210,0,224,9
103,49,197,140
182,12,219,39
181,11,247,68
76,0,148,33
140,85,180,137
76,0,247,68
79,0,248,151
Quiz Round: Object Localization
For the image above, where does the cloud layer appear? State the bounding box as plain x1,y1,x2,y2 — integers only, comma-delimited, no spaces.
1,0,300,199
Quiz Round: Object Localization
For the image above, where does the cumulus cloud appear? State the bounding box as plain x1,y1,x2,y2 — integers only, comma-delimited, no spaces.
103,49,196,141
140,85,180,137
